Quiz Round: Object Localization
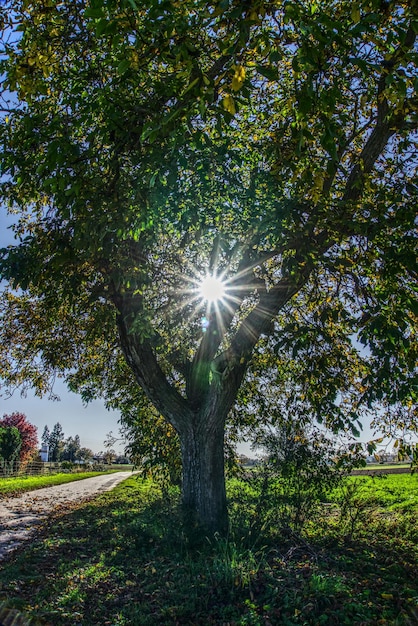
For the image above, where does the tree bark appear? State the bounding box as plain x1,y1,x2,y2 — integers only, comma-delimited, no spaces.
179,416,228,536
116,305,231,535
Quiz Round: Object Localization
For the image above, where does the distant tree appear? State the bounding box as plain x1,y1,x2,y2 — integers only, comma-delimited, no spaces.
0,426,22,475
0,413,38,466
76,447,94,463
103,449,116,465
62,434,81,462
48,422,65,462
41,425,50,447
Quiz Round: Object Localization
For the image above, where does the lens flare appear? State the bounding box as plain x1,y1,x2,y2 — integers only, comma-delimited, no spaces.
198,275,226,302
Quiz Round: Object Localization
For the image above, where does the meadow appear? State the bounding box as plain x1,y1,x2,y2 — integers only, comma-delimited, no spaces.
0,472,417,625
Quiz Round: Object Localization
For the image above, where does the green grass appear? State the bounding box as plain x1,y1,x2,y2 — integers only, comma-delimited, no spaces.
329,473,418,512
0,471,118,498
0,474,417,625
357,463,411,470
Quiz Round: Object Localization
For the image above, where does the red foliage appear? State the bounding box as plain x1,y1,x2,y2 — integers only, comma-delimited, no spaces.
1,412,38,465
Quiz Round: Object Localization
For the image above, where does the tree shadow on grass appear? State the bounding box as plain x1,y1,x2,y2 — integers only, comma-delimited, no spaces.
0,478,417,625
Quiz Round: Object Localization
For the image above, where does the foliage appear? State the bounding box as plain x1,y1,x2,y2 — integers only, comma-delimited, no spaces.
61,434,81,462
41,423,94,462
254,424,351,533
115,403,186,487
228,422,354,538
76,446,94,463
0,426,21,475
0,475,416,625
40,425,49,447
0,412,38,467
0,0,417,531
46,422,64,462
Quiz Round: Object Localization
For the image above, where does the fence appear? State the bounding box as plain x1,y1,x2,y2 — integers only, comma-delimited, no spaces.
0,460,103,478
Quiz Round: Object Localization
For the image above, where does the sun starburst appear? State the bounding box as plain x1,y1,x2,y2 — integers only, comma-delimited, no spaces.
198,274,226,303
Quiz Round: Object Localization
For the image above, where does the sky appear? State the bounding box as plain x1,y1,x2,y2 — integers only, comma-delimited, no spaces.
0,381,124,454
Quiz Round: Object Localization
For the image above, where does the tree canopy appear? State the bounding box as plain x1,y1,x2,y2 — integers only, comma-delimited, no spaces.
0,412,38,466
0,425,21,474
0,0,417,532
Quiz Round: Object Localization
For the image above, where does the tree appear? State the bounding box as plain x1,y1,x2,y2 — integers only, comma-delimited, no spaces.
0,426,22,475
48,422,65,462
76,446,94,463
41,425,50,447
0,1,417,533
251,423,348,533
103,449,116,465
0,413,38,467
62,434,81,462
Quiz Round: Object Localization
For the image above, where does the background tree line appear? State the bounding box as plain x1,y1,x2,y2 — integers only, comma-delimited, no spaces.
41,423,94,463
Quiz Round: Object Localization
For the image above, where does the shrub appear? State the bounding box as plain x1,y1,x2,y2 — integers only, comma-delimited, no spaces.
239,424,348,536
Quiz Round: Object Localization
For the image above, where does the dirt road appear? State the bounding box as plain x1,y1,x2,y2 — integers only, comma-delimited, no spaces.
0,472,134,561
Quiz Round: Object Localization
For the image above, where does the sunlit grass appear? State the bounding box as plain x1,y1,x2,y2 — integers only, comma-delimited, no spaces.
329,473,418,512
0,471,117,498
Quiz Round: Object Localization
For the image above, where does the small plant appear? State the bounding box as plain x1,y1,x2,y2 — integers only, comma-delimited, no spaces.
250,423,347,535
60,461,75,471
336,478,377,541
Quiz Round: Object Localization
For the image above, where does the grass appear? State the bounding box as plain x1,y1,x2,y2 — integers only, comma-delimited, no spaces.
330,473,418,512
357,463,411,470
0,474,417,625
0,471,119,498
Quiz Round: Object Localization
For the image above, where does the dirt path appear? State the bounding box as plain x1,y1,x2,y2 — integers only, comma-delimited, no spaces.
0,472,134,561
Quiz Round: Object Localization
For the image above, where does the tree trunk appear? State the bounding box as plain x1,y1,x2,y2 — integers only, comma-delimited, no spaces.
116,305,238,537
179,418,228,536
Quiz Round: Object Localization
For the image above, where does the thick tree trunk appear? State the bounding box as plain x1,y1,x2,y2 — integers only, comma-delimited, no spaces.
116,304,242,536
179,419,228,536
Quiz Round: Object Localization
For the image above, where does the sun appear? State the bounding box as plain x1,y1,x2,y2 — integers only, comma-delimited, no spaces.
198,274,226,303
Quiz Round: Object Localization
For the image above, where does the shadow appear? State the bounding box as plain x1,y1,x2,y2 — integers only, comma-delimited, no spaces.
0,478,417,625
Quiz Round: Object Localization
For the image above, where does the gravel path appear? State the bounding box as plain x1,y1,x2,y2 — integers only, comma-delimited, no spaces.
0,472,134,561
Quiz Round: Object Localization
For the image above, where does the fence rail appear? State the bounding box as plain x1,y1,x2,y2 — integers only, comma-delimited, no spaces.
0,461,106,478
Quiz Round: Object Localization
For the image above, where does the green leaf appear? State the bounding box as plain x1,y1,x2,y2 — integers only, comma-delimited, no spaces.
117,59,131,76
84,7,105,19
256,64,279,81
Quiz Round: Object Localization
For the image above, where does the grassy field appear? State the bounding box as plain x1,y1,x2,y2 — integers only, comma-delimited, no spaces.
0,471,120,498
0,473,417,625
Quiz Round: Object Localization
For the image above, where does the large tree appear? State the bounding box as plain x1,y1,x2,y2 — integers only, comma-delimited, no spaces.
0,0,417,533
